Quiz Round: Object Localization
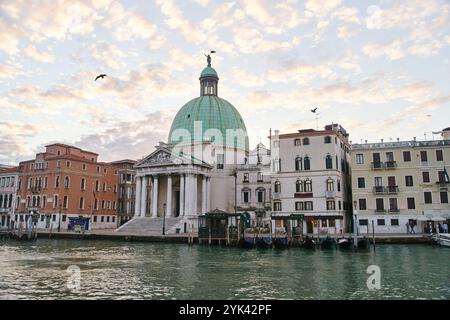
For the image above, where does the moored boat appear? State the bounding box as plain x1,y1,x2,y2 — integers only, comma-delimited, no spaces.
357,236,370,249
300,236,316,249
337,237,353,249
272,236,289,249
436,233,450,247
319,236,336,249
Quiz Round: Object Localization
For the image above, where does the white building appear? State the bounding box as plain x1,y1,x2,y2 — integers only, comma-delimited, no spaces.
0,167,19,229
270,124,352,236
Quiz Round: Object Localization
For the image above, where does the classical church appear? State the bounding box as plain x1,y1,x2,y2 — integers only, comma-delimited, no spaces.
118,56,256,234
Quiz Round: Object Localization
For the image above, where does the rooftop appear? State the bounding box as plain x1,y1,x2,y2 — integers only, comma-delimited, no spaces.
352,139,450,150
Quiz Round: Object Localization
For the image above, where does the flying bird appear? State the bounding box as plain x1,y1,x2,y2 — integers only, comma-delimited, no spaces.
311,107,318,113
94,74,107,81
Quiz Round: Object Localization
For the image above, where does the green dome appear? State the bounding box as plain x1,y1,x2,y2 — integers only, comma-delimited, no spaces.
168,96,249,150
200,66,218,78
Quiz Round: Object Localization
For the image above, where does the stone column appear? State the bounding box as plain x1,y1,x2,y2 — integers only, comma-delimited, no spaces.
184,174,193,216
179,174,185,216
202,175,207,214
140,175,147,217
193,174,197,215
166,174,172,218
134,176,141,217
151,175,159,218
206,176,211,212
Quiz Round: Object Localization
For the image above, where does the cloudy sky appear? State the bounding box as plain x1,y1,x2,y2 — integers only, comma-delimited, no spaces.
1,0,449,164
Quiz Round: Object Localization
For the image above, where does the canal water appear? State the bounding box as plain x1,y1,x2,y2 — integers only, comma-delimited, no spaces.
0,239,449,299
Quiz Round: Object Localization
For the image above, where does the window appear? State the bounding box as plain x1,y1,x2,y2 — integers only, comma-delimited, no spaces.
303,156,310,170
295,157,302,171
420,151,428,162
302,138,309,145
296,179,302,193
95,180,100,192
424,192,432,204
101,216,104,222
389,198,398,211
56,160,61,168
359,219,368,226
66,161,71,168
94,199,98,210
403,151,411,162
357,177,365,188
326,178,334,192
82,164,87,170
304,179,312,192
107,216,110,222
377,219,385,226
356,154,364,164
274,181,281,193
391,219,399,226
217,154,224,169
440,192,448,204
63,196,68,209
438,171,446,183
97,166,100,173
64,176,70,189
274,201,282,211
326,200,335,210
81,178,86,190
359,198,367,210
55,176,60,188
112,216,116,223
325,155,332,169
103,183,107,192
405,176,413,187
295,202,303,211
257,172,263,182
242,190,250,203
294,139,301,146
436,150,443,161
52,215,56,222
385,152,394,162
337,179,341,192
43,177,48,189
375,198,384,211
257,189,265,203
324,136,331,144
243,173,249,182
79,197,84,209
104,168,107,174
273,159,281,172
62,215,67,222
53,195,58,208
93,216,97,223
422,172,430,183
407,197,415,209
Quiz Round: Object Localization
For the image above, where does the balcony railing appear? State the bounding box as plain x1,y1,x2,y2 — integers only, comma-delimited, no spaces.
386,186,399,194
385,161,397,169
373,186,385,194
371,162,384,169
388,208,400,213
374,208,386,213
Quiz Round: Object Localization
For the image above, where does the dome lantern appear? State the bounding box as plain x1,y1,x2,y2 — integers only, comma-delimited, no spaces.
200,53,218,96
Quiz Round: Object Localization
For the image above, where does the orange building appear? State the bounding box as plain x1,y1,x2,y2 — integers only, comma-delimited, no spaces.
15,143,122,230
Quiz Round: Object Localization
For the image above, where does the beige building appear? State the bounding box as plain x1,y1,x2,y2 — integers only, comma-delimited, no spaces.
351,128,450,234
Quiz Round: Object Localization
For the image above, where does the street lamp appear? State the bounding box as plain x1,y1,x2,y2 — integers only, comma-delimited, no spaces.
58,199,62,232
162,203,166,235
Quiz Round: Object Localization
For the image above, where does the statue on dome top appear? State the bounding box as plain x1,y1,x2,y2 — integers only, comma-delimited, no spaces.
204,50,216,67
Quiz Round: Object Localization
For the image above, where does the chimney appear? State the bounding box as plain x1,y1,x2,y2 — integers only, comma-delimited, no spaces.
381,139,384,143
397,138,400,142
413,137,416,142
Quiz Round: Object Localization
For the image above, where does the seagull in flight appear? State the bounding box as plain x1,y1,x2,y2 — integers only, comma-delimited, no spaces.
94,74,107,81
311,107,318,113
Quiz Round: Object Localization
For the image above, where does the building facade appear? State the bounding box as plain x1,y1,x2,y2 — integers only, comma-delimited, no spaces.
111,159,137,226
0,167,19,228
270,124,352,235
351,130,450,234
15,143,120,230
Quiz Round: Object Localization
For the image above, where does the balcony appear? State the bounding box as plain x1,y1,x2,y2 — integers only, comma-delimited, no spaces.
373,186,385,194
374,208,386,213
371,162,384,170
386,186,399,194
0,208,9,213
294,192,313,198
388,208,400,213
385,161,397,169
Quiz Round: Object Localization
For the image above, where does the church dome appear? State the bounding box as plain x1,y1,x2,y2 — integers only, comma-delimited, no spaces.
168,58,249,151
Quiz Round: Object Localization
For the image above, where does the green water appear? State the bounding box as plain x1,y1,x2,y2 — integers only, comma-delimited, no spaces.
0,239,449,299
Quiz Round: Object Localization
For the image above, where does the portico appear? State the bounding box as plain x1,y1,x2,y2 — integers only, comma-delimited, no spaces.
133,145,212,221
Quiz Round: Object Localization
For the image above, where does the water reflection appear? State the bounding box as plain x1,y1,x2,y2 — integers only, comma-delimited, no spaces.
0,239,449,299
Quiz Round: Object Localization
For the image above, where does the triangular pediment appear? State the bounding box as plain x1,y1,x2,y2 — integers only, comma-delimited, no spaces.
135,145,213,168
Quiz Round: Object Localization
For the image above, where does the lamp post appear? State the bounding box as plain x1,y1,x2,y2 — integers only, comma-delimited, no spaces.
353,200,358,248
162,203,166,235
58,199,62,232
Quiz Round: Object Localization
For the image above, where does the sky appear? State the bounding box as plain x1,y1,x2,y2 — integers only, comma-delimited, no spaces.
1,0,450,164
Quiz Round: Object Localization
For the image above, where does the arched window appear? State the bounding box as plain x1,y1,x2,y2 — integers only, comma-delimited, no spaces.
302,137,310,145
326,178,334,192
296,179,303,193
295,157,302,171
274,181,281,193
95,180,100,192
304,179,312,192
55,176,60,188
242,188,250,203
325,154,333,169
81,178,86,190
64,176,70,189
79,197,84,209
304,156,311,170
